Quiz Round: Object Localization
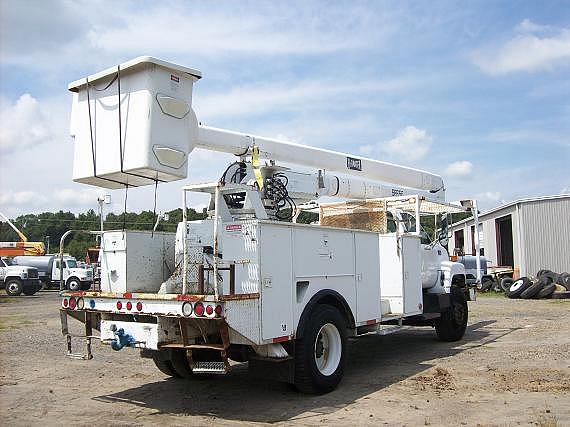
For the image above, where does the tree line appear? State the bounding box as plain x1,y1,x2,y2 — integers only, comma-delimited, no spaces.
0,208,207,260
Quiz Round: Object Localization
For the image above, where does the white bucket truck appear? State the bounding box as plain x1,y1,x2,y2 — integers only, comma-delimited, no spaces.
60,57,479,394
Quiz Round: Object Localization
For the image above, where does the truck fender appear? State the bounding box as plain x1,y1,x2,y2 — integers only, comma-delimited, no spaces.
440,261,466,290
295,289,355,339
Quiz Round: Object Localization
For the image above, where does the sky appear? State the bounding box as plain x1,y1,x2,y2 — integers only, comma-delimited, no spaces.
0,0,569,219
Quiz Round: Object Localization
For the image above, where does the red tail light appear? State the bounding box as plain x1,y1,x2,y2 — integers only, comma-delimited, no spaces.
116,301,122,310
215,305,223,316
194,302,205,316
126,301,132,311
69,297,76,310
62,298,69,308
136,302,143,311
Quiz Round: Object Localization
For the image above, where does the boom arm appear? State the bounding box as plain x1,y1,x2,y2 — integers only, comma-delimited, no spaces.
0,211,28,242
196,125,445,197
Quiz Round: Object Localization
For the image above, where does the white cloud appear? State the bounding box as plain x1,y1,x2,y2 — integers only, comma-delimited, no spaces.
445,160,473,177
472,22,570,75
516,19,550,34
360,126,433,162
0,190,47,207
195,78,414,121
477,191,502,203
1,2,397,71
0,94,54,154
53,188,109,207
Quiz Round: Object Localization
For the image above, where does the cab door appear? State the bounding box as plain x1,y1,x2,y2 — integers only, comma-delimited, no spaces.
52,260,69,281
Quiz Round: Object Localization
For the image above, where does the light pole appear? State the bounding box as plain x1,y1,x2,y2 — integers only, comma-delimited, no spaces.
96,195,111,235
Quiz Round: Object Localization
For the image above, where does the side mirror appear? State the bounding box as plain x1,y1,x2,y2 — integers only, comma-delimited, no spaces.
438,213,449,246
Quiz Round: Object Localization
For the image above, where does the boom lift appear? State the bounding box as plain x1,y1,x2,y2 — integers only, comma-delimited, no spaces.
0,211,45,257
60,57,480,393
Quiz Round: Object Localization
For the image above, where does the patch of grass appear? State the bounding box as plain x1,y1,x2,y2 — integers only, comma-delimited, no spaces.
476,291,506,298
0,295,25,304
0,314,36,330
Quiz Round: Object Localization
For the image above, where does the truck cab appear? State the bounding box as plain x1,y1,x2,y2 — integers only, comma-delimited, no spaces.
0,257,41,296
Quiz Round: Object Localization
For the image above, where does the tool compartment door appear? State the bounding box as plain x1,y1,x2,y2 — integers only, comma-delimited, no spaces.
259,224,293,341
355,232,381,323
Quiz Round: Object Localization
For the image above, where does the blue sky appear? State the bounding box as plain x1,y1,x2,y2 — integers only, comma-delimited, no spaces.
0,0,569,217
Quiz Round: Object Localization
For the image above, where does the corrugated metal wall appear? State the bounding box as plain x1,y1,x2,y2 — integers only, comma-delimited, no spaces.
520,197,570,275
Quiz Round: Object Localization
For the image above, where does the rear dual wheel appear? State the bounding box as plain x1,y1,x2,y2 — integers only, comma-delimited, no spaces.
151,349,212,379
294,305,347,394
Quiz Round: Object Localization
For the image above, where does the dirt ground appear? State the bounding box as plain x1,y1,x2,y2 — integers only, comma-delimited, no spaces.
0,291,569,426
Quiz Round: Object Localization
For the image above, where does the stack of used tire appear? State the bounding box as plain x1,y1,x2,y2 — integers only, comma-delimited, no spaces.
506,270,570,299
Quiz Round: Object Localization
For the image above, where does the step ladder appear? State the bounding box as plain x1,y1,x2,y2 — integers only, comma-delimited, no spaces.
160,318,231,375
60,309,98,360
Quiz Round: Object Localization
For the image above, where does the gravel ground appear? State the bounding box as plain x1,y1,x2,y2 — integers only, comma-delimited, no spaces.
0,291,569,426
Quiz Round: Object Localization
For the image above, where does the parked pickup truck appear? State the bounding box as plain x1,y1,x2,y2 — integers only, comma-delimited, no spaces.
12,255,93,291
0,257,41,296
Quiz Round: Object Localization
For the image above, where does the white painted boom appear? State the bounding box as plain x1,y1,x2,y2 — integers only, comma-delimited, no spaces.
196,125,445,195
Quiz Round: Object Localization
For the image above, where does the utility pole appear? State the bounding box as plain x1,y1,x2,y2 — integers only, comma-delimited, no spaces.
97,195,111,235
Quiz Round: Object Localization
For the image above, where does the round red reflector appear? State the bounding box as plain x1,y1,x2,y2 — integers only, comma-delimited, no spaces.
116,301,122,310
194,302,205,316
69,297,76,310
136,302,143,311
126,301,132,311
215,305,222,316
206,305,213,315
62,298,69,308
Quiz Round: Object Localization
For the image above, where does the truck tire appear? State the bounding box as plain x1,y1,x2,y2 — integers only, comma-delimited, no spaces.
67,278,81,292
478,278,493,292
434,290,468,342
500,277,514,292
294,305,347,394
551,291,570,299
507,277,531,299
537,270,559,283
169,349,194,378
151,350,181,378
557,272,570,291
521,277,550,299
537,282,556,299
5,279,23,296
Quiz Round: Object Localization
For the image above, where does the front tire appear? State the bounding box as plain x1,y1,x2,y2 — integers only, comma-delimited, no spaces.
5,279,23,296
435,290,468,342
294,305,347,394
67,278,81,292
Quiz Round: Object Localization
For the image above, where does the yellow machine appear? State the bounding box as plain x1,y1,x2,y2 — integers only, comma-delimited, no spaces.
0,211,45,256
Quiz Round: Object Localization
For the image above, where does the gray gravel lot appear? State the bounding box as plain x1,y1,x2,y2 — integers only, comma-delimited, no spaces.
0,291,569,426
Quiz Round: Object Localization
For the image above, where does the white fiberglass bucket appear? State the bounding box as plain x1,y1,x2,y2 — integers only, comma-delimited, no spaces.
69,57,202,189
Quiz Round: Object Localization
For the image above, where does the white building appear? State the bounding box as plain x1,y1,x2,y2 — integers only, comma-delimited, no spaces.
448,195,570,277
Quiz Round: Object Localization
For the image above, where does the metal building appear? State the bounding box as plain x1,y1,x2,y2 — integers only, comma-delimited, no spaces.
448,194,570,277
